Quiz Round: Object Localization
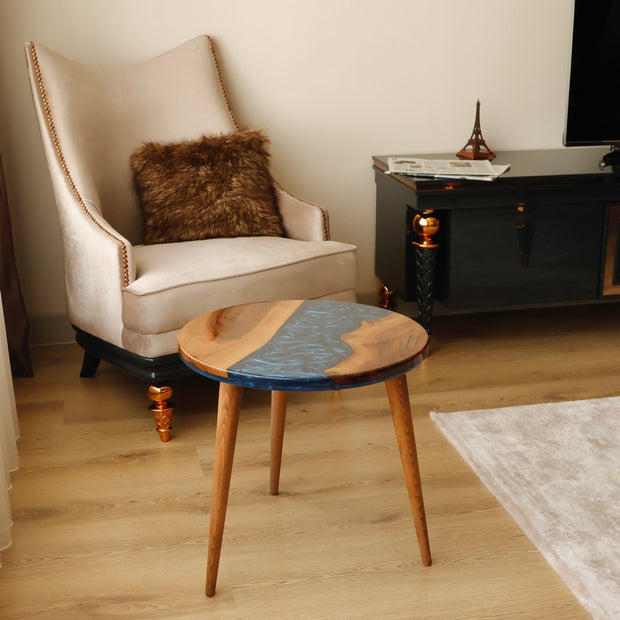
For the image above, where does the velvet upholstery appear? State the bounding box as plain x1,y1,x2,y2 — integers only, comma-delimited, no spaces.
24,36,357,372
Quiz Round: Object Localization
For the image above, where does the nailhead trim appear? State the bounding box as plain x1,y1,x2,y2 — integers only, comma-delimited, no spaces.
28,42,131,287
206,36,330,242
29,35,330,298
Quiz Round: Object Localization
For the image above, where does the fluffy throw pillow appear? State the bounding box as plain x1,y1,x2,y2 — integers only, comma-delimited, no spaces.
130,129,284,244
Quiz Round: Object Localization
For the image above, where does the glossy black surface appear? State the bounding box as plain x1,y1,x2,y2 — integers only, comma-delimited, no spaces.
74,327,191,383
564,1,620,147
374,148,620,312
442,203,604,308
374,147,620,185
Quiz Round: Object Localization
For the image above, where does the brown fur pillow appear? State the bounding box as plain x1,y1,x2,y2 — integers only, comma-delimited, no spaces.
130,129,284,244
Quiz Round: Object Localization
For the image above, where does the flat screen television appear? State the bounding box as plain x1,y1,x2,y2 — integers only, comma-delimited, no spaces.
564,0,620,166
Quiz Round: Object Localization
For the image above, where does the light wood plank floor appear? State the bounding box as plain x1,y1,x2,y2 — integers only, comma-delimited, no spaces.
2,303,619,619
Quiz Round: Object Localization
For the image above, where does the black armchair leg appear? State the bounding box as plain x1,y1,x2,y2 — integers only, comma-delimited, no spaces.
80,350,101,377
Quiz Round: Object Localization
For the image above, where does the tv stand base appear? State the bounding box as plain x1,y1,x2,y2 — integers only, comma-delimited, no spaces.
373,149,620,329
600,146,620,170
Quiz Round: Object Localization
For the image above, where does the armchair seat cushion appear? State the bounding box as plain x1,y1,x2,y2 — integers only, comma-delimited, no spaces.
121,236,357,355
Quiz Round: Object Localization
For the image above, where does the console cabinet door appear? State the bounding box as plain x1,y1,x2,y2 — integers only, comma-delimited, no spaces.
602,204,620,296
441,202,604,308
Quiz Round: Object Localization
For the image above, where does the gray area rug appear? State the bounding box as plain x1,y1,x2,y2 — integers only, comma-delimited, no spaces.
431,397,620,620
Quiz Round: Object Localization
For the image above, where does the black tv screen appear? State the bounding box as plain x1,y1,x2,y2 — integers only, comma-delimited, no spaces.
564,0,620,147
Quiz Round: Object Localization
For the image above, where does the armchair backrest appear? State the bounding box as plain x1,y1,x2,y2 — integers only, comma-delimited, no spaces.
26,36,239,245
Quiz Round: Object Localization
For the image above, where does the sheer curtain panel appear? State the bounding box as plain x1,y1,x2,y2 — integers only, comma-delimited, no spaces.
0,292,19,566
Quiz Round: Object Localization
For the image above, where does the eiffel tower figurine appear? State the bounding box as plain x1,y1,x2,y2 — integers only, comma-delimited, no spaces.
457,99,496,161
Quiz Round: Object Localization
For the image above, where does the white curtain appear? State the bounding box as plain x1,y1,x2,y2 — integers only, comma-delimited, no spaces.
0,292,19,567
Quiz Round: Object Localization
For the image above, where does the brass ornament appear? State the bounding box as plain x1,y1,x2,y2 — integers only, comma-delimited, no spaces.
457,100,496,161
412,211,440,248
148,384,174,442
378,284,396,309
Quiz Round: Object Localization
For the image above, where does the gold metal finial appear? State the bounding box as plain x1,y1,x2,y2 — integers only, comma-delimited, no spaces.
412,211,440,248
148,384,174,442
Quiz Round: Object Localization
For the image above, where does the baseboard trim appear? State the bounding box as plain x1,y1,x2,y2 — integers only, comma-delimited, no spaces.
355,290,379,306
26,292,380,347
28,313,74,346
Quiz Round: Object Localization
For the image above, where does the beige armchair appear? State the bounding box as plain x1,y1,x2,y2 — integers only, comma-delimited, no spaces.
25,36,357,440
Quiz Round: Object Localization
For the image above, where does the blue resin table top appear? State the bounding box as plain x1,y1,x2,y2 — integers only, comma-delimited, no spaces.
178,300,428,391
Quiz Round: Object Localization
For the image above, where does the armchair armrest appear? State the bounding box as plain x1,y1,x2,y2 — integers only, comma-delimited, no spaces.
274,183,330,241
83,199,137,284
59,192,135,348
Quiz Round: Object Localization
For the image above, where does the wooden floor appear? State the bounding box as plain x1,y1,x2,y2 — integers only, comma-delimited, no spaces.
2,303,619,619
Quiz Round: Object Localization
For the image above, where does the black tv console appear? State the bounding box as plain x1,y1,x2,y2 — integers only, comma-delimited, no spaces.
373,148,620,331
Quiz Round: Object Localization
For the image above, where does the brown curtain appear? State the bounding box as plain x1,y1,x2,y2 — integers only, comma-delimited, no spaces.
0,153,33,377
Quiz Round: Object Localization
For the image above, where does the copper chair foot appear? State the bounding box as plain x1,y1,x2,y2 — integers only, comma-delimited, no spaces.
148,384,174,442
378,284,396,309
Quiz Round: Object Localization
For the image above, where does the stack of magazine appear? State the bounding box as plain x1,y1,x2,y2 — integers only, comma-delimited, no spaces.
386,157,510,182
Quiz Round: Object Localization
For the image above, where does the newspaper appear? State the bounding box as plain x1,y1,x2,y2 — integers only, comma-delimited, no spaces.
386,157,510,181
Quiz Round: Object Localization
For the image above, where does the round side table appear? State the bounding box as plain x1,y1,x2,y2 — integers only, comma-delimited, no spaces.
178,299,431,596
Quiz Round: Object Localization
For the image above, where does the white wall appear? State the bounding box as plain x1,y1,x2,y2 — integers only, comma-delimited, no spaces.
0,0,573,343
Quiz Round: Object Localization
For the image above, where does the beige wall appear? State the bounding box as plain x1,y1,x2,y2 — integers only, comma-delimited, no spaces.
0,0,575,343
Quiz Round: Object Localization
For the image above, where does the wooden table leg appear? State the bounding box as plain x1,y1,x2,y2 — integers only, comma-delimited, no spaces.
385,374,431,566
206,382,243,597
270,390,287,495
